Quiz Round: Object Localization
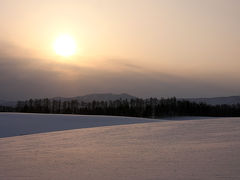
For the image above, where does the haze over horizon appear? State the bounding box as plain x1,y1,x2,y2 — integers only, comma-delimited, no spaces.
1,0,239,100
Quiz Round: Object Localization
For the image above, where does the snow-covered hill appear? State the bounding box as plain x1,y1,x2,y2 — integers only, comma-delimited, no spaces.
0,113,156,138
0,115,240,180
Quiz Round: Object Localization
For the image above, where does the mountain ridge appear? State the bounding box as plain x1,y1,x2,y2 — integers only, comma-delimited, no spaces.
185,96,240,105
52,93,137,102
1,94,240,107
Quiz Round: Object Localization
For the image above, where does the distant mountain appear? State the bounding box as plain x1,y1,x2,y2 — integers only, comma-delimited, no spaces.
52,93,137,102
0,100,17,107
0,93,136,107
1,94,240,107
185,96,240,105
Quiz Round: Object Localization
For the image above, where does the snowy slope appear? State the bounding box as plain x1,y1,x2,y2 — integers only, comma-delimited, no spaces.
0,113,157,138
0,117,239,180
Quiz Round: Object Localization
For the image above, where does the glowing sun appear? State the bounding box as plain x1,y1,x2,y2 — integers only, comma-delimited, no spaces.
53,35,76,57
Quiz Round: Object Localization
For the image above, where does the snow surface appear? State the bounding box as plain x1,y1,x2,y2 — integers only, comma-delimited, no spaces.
0,114,240,180
0,113,158,138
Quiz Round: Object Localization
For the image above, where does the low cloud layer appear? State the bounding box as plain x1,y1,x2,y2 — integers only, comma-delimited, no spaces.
0,43,239,100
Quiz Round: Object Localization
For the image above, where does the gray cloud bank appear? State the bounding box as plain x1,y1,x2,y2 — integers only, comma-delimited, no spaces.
0,43,239,100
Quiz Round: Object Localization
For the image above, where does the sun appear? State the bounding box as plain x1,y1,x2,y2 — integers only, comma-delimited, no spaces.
53,34,76,57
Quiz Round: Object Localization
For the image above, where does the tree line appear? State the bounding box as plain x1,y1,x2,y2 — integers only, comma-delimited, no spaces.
1,97,240,117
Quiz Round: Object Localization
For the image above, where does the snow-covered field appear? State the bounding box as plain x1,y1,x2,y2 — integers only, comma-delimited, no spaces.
0,113,157,138
0,113,240,180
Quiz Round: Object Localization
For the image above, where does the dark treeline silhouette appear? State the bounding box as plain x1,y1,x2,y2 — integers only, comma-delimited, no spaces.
1,97,240,118
0,106,15,112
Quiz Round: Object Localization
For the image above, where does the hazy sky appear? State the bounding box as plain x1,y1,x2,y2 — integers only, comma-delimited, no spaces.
0,0,240,100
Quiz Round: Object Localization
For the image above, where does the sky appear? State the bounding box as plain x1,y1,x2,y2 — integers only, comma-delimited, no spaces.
0,0,240,100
